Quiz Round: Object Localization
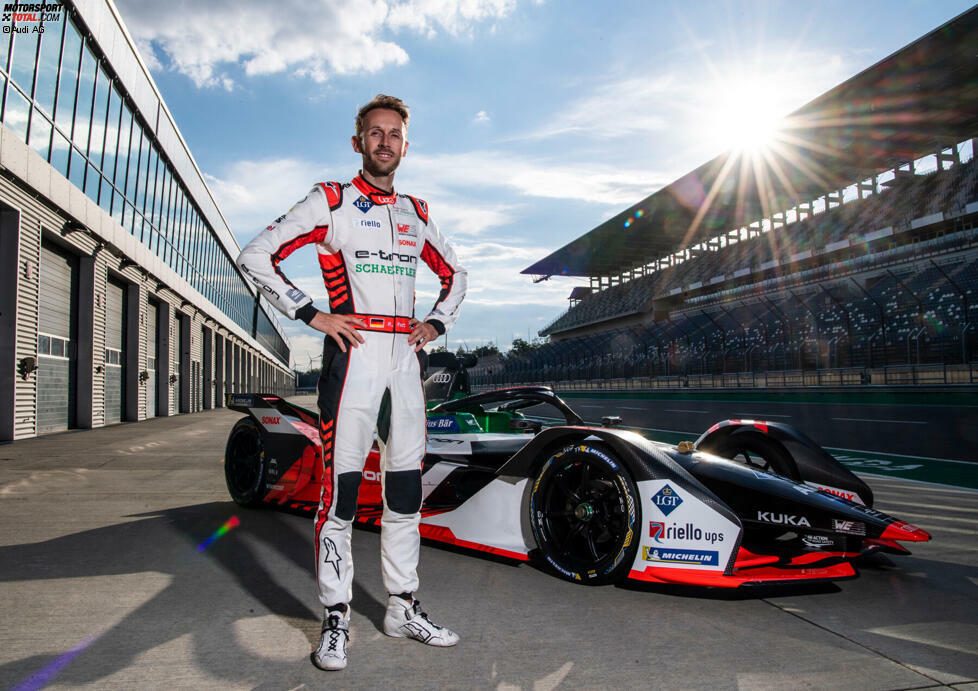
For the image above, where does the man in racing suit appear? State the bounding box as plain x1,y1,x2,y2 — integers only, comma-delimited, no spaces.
236,95,465,671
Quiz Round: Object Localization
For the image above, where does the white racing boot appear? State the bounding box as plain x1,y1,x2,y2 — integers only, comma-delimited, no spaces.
313,608,350,670
383,596,459,646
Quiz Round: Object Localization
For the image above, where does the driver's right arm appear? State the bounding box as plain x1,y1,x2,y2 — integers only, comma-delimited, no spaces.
235,184,333,321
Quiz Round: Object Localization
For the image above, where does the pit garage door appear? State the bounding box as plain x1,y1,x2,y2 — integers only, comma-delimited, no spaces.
37,242,77,434
173,315,182,413
146,302,157,417
104,278,126,423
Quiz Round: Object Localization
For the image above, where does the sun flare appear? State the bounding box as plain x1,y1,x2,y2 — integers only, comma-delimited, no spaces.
707,74,786,153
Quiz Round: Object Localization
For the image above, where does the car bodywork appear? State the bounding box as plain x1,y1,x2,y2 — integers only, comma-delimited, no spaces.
224,363,930,588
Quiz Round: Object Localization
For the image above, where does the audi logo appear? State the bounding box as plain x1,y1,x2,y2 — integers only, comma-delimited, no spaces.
432,373,452,384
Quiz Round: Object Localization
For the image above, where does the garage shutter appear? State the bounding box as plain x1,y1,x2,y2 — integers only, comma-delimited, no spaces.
37,242,77,433
104,279,125,423
173,315,181,412
147,302,157,417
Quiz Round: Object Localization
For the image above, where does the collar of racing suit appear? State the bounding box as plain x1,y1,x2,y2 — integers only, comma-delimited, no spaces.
352,173,397,205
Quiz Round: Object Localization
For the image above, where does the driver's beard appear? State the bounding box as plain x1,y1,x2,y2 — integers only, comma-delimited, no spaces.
362,152,399,179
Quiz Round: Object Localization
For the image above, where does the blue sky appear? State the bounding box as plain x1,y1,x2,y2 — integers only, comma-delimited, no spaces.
112,0,976,369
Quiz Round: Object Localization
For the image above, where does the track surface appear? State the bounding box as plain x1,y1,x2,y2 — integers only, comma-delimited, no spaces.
557,393,978,463
1,402,976,689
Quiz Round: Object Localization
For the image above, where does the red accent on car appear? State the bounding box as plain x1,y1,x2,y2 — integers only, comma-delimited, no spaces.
419,524,530,562
880,520,931,542
628,560,857,587
787,551,860,566
733,547,780,568
753,421,769,433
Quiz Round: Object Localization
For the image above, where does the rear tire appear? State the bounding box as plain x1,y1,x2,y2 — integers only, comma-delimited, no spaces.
224,418,268,507
529,443,640,584
705,431,800,480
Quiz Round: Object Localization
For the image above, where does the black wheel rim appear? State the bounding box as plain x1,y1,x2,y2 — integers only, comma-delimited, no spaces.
538,458,630,571
227,426,262,496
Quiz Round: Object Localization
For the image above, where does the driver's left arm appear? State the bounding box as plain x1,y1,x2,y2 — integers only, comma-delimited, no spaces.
418,211,467,335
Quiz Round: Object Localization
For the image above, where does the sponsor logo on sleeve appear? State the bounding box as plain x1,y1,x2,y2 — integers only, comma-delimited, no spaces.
354,196,373,213
285,288,307,304
651,484,683,516
642,546,719,566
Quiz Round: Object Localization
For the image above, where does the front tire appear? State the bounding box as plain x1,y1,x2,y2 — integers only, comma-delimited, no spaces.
224,418,268,507
529,443,640,584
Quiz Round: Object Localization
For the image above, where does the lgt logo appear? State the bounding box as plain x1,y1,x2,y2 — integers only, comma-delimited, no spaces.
651,484,683,516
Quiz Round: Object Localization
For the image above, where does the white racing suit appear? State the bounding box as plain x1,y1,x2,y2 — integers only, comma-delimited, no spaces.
236,173,467,607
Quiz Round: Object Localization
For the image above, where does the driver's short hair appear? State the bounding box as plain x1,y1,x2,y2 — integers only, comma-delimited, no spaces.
355,94,410,140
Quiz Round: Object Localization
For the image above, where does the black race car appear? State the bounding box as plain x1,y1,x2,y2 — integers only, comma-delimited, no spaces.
224,353,929,588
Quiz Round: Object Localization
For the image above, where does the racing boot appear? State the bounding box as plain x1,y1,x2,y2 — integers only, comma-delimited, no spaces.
383,595,459,646
313,606,350,670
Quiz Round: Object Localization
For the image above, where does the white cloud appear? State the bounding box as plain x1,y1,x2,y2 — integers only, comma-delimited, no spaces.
387,0,515,37
473,110,490,124
203,157,338,241
402,151,671,206
115,0,516,88
514,74,675,141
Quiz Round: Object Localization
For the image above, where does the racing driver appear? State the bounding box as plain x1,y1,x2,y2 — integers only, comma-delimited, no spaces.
236,94,466,671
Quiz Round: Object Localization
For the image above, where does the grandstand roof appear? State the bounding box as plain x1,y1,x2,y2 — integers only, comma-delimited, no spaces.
523,7,978,278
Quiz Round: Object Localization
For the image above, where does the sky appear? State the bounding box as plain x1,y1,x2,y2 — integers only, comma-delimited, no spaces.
111,0,977,370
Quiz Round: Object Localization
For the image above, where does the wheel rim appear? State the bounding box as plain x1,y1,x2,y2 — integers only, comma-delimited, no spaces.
227,426,262,496
538,458,630,570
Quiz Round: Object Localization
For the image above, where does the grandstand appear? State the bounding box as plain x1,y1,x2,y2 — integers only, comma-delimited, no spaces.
474,8,978,390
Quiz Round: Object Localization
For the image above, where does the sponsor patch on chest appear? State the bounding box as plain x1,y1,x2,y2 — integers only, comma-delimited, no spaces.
354,196,373,213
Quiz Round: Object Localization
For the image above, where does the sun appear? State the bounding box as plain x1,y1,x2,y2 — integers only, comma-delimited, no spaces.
707,73,786,154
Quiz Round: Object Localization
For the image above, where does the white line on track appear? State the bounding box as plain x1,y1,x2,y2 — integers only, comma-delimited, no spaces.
832,417,927,425
620,406,646,410
826,446,975,464
665,409,708,413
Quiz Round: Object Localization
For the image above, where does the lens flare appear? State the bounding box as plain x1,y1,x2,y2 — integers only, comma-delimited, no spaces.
13,636,98,691
197,515,241,552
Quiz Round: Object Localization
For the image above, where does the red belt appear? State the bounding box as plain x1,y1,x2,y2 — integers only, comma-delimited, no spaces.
351,313,414,334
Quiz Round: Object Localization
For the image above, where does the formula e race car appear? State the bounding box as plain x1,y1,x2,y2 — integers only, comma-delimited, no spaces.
223,353,930,588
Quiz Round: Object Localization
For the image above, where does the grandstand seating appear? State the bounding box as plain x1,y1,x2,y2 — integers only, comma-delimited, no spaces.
541,158,978,342
477,148,978,389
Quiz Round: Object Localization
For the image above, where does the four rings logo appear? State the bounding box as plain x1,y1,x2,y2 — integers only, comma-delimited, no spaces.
432,373,451,384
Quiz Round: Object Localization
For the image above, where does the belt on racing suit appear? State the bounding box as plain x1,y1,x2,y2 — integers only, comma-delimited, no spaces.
351,313,414,334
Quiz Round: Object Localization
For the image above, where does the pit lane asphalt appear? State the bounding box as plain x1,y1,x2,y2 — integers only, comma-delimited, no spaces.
1,399,976,690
